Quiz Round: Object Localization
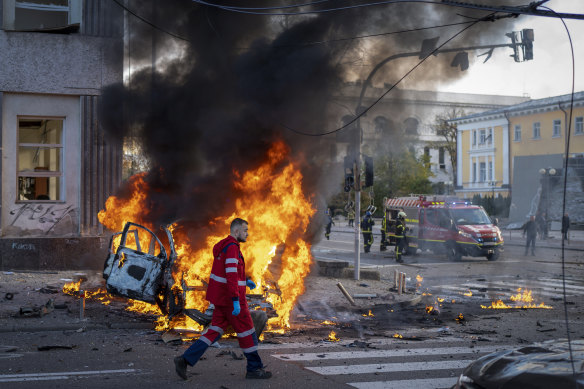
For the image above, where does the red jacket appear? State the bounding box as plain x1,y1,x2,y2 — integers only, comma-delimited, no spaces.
205,236,248,307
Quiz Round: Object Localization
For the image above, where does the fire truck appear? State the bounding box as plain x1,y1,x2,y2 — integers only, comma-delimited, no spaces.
384,195,503,261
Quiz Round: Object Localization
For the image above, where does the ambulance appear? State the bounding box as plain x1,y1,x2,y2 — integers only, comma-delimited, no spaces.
384,195,503,261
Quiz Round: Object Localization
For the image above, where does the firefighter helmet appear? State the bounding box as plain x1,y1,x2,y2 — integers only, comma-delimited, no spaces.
397,211,406,220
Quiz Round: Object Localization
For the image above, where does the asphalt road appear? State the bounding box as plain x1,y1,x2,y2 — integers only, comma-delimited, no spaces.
1,231,582,389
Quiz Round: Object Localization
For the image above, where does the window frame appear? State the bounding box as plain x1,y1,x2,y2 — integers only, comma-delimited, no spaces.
533,122,541,140
479,162,486,183
552,119,561,138
2,0,81,31
514,124,521,141
575,117,583,135
16,116,65,202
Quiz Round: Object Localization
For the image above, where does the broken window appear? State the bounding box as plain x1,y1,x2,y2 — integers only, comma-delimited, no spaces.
17,118,63,201
2,0,81,31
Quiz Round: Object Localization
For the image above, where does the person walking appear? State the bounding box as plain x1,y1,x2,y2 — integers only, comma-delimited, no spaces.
325,210,334,240
522,215,537,256
347,209,355,227
361,211,374,253
380,212,388,251
173,218,271,380
395,211,407,263
562,213,570,242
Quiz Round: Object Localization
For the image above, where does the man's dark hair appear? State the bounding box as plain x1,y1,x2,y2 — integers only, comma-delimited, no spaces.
230,218,248,231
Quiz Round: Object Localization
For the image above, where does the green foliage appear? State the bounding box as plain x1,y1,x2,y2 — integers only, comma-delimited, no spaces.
431,108,465,186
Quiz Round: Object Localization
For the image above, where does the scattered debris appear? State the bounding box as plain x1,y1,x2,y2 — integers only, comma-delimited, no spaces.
37,345,75,351
0,346,18,352
336,282,356,306
5,292,14,300
19,299,54,317
217,350,244,360
353,294,378,299
37,286,60,294
161,331,183,344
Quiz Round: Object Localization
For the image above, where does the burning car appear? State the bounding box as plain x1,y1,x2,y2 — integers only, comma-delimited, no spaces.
103,221,268,335
454,339,584,388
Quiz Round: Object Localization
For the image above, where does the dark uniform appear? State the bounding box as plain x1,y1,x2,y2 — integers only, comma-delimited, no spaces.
522,216,537,256
395,217,406,263
361,212,374,253
380,214,388,251
325,214,334,240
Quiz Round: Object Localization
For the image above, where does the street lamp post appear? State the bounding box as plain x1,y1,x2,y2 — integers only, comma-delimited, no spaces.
538,167,557,238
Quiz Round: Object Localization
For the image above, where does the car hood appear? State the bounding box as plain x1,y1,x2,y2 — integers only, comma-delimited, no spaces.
458,225,499,237
462,339,584,389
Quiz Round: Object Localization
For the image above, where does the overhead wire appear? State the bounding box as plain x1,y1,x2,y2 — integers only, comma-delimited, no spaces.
539,4,578,380
279,14,488,136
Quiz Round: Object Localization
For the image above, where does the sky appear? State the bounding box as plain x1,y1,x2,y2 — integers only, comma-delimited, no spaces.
436,1,584,99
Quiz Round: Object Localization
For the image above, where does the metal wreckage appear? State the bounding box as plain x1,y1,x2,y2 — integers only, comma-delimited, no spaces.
102,222,270,337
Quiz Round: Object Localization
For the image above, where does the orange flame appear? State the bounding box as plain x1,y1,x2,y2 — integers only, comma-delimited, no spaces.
393,333,403,338
62,280,82,295
98,141,316,330
481,288,552,309
362,310,374,317
328,331,340,342
463,290,473,297
321,320,336,325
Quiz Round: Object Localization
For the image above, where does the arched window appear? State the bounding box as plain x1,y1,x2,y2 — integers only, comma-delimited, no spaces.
404,117,419,135
374,116,389,135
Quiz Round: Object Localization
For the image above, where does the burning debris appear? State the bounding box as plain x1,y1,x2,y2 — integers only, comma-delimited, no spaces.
327,331,340,342
480,288,552,309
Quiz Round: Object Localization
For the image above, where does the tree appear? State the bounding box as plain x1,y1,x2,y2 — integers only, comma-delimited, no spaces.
431,108,466,187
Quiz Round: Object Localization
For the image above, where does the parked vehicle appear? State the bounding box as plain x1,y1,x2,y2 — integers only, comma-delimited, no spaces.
384,195,503,261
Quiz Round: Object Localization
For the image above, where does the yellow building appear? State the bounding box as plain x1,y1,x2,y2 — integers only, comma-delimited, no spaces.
451,91,584,221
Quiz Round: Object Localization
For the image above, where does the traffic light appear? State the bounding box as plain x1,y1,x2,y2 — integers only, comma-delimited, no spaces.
363,156,374,188
522,29,534,61
344,155,354,192
506,31,522,62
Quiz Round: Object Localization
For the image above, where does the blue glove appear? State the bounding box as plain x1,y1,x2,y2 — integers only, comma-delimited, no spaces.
246,279,256,290
232,300,241,316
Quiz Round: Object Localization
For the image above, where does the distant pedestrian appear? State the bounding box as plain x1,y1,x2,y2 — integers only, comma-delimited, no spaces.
325,211,334,240
361,211,374,253
537,211,548,239
347,209,355,227
522,215,537,256
562,213,570,242
395,211,407,263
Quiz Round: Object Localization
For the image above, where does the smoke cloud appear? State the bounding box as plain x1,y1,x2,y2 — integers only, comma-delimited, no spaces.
100,0,525,229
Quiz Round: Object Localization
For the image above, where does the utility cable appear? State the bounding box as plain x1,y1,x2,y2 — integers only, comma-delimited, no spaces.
279,15,486,136
539,5,578,382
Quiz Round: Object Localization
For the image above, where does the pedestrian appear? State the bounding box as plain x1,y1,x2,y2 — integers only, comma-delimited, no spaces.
325,210,334,240
537,211,548,239
361,211,374,253
347,209,355,227
562,213,570,242
521,215,537,256
380,212,387,251
174,218,271,380
395,211,407,263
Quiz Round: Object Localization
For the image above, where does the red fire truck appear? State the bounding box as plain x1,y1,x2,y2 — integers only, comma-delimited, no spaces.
384,195,503,261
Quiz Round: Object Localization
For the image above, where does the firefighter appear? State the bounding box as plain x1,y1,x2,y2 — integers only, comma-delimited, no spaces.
361,211,375,253
174,218,272,380
380,212,388,251
395,211,407,263
325,209,334,240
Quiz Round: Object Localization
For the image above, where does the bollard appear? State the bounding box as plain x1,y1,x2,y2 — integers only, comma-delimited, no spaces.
394,270,399,289
397,273,403,295
79,290,85,320
401,272,407,294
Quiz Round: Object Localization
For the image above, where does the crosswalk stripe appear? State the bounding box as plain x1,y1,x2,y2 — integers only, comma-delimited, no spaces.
348,377,458,389
305,359,474,375
273,345,503,361
0,369,137,383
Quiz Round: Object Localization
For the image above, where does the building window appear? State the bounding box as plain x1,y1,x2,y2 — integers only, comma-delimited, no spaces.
575,117,583,135
479,129,486,145
472,130,476,146
488,161,493,181
514,125,521,141
2,0,82,31
553,119,561,137
472,162,477,183
479,162,486,182
487,128,493,145
17,118,63,201
438,147,445,169
533,122,541,139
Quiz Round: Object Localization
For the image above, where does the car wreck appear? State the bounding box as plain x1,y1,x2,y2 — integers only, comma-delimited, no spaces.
102,222,269,336
454,339,584,389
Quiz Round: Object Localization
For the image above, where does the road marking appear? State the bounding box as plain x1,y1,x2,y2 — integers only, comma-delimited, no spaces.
0,369,138,383
273,345,503,361
348,377,458,389
305,359,474,375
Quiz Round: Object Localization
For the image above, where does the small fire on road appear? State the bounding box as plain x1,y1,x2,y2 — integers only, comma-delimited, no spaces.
481,288,552,309
328,331,340,342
